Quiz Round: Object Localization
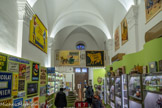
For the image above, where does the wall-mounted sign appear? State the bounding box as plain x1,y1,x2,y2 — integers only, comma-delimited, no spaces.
33,97,39,108
13,98,23,108
32,63,39,81
19,64,26,79
29,14,48,53
47,67,55,73
18,80,25,91
0,72,12,99
8,62,19,72
40,67,46,85
26,66,30,81
0,54,7,71
0,99,12,108
12,74,18,96
25,98,32,108
9,56,29,64
40,86,46,96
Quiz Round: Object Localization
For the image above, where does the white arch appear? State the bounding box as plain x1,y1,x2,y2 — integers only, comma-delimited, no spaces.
50,11,111,40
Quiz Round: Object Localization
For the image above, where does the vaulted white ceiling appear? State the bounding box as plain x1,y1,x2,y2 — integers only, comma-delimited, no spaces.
27,0,135,49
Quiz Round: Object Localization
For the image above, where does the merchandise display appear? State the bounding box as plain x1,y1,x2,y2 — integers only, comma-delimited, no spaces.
110,77,115,107
47,73,55,95
121,74,128,108
106,76,110,104
115,76,122,108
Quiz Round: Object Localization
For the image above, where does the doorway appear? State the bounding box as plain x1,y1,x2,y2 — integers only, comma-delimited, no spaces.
74,68,88,100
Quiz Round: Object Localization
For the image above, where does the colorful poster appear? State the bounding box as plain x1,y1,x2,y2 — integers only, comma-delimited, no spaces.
145,0,162,22
12,74,18,96
19,64,26,79
121,18,128,45
9,56,29,64
29,14,48,53
27,83,38,95
25,98,32,108
26,66,30,81
33,97,39,108
40,102,45,108
40,67,46,85
86,51,104,66
59,51,80,66
18,80,25,91
8,62,19,72
32,63,39,81
115,27,120,51
0,54,7,71
0,72,12,99
13,98,23,108
40,86,46,96
0,99,12,108
17,92,25,98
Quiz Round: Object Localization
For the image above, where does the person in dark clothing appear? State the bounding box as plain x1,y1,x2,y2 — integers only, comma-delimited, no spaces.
85,85,94,106
92,90,104,108
54,88,67,108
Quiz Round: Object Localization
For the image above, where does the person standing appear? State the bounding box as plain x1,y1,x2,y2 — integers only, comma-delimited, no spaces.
92,90,104,108
85,84,94,106
54,88,67,108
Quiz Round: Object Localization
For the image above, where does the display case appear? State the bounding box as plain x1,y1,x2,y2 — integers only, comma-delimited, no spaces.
121,74,129,108
128,74,143,108
115,76,122,108
106,76,110,104
47,73,55,95
110,77,115,108
143,72,162,108
104,77,107,104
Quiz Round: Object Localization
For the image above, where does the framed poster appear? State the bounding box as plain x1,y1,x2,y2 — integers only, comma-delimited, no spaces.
25,98,32,108
29,14,48,53
19,64,26,79
12,74,18,96
0,72,12,99
0,54,7,71
27,83,38,95
18,80,25,91
33,97,39,108
26,66,30,81
8,62,19,72
32,63,39,81
40,86,46,96
59,51,80,66
0,99,12,108
115,27,120,51
13,98,23,108
40,67,46,85
17,92,25,98
86,51,104,66
145,0,162,22
121,18,128,45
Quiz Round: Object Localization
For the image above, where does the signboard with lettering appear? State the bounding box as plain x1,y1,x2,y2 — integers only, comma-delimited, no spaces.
0,54,7,71
0,72,12,99
75,101,88,108
40,67,46,85
12,74,18,96
13,98,23,108
8,62,19,72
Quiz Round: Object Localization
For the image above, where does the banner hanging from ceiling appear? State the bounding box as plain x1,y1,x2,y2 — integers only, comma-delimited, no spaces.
29,14,48,53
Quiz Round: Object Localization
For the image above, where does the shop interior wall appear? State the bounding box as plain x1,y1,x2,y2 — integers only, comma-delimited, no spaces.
0,0,18,56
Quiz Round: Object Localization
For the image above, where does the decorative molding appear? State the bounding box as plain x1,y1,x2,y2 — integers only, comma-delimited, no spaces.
126,5,138,29
17,0,34,25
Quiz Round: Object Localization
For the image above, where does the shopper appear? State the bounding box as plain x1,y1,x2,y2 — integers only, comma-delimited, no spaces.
85,84,94,106
54,88,67,108
92,90,104,108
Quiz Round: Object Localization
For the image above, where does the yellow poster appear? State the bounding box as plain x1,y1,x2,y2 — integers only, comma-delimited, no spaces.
121,18,128,45
12,74,18,96
59,51,80,66
115,27,120,51
29,14,48,53
0,99,12,108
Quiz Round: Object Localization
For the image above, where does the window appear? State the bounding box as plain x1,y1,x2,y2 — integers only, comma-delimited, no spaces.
76,43,85,50
74,68,88,73
75,68,81,72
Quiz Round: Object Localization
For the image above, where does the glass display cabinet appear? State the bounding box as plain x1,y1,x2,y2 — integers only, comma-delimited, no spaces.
104,78,107,104
47,73,55,95
143,72,162,108
110,77,115,108
106,76,110,104
115,76,122,108
121,74,129,108
128,74,143,108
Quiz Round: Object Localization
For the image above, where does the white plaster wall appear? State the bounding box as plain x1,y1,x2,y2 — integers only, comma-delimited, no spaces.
61,33,99,50
0,0,18,56
21,0,49,66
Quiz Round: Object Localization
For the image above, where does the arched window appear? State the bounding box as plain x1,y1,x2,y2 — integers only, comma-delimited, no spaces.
76,43,85,50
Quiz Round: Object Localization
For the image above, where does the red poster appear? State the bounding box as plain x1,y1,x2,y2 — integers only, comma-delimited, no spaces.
19,64,26,79
75,102,88,108
33,97,39,108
